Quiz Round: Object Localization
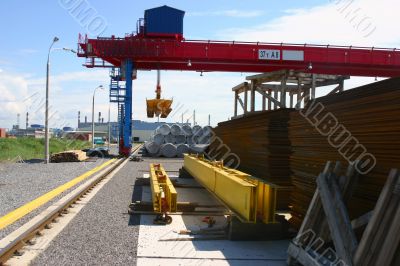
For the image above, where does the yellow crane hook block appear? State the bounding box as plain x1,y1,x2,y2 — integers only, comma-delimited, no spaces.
146,98,173,118
149,163,177,213
146,69,173,118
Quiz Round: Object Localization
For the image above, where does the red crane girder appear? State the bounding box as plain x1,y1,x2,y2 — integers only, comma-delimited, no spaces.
78,34,400,77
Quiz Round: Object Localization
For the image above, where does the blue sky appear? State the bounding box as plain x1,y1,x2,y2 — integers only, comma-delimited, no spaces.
0,0,399,129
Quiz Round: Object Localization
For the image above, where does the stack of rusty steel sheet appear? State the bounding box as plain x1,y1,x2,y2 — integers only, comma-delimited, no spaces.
211,109,294,210
289,77,400,228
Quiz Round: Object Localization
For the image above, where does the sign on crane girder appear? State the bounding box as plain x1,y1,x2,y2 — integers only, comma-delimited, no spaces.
258,49,305,61
258,49,281,60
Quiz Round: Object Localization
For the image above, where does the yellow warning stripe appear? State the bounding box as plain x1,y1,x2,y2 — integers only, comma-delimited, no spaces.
0,159,116,230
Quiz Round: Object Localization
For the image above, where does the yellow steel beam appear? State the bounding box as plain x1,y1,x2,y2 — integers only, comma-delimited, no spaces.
183,154,277,223
257,182,277,223
149,163,177,213
215,168,257,222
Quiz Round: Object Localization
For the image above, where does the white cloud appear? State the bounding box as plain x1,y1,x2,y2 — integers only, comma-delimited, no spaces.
218,0,400,47
188,10,263,18
0,69,111,130
0,72,31,127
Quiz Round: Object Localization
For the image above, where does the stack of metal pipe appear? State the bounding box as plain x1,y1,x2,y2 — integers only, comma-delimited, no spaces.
144,124,211,158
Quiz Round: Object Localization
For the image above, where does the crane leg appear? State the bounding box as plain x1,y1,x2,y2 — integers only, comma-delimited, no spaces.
120,60,133,156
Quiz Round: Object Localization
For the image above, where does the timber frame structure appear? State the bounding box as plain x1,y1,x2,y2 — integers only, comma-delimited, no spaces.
232,70,349,118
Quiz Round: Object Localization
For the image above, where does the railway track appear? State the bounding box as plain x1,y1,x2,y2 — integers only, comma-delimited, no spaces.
0,144,143,265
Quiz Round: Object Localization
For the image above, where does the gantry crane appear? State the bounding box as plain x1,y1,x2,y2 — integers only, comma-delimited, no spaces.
77,5,400,156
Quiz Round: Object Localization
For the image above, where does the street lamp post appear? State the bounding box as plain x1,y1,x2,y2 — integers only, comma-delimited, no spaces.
108,103,111,151
44,36,77,164
44,37,59,164
92,85,104,148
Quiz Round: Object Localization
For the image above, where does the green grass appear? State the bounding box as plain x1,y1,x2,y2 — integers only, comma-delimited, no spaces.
0,138,91,161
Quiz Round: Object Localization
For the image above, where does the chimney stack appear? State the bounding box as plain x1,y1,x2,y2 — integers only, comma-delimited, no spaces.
85,116,87,123
26,112,29,129
98,112,101,123
78,111,81,126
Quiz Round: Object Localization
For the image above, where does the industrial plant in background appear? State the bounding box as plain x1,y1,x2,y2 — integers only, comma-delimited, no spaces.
6,113,49,138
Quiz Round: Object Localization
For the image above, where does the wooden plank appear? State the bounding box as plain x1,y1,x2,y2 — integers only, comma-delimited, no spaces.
259,84,303,91
267,90,272,110
231,82,248,92
255,87,282,108
234,91,238,116
362,176,400,265
296,162,332,244
246,70,287,82
375,191,400,266
304,162,357,243
289,93,293,108
280,75,287,108
351,211,373,230
329,169,358,255
328,84,343,95
287,242,321,266
237,95,245,111
296,80,302,108
262,92,266,110
250,81,256,112
311,74,316,100
317,172,354,265
244,89,248,114
353,169,399,265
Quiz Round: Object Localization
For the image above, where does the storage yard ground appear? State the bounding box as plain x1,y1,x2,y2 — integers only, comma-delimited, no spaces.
21,157,288,265
0,159,108,240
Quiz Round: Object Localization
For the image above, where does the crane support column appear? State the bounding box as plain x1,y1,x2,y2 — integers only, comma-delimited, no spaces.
120,60,133,156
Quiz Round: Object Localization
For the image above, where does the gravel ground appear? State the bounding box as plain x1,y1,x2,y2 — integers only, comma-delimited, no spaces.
32,157,184,266
0,158,110,239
